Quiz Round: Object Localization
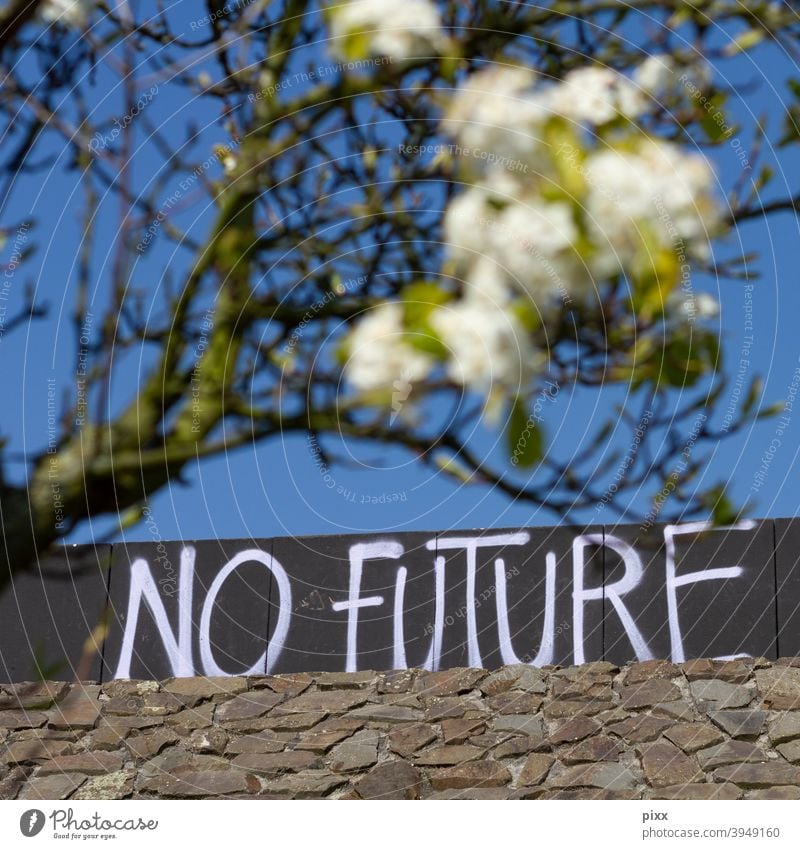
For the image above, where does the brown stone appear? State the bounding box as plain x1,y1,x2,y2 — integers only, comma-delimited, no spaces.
388,723,437,756
0,766,30,800
624,660,680,684
663,722,724,753
619,679,681,709
37,751,125,776
296,725,361,753
713,762,800,786
48,687,101,729
101,680,159,698
317,671,377,690
562,735,623,764
378,670,415,694
260,771,348,798
518,753,554,786
0,682,70,710
548,715,600,745
768,713,800,744
428,760,511,790
0,710,47,730
491,715,545,736
126,728,180,760
539,787,640,800
708,710,767,738
141,692,200,715
258,711,327,731
549,762,638,791
681,658,752,683
88,726,131,750
328,730,379,772
73,770,135,800
230,751,319,775
162,676,248,698
414,745,482,766
1,738,73,764
423,697,467,721
98,715,164,733
164,702,216,729
552,678,613,702
414,668,486,697
151,770,260,798
186,727,228,755
652,783,742,800
349,704,422,724
493,736,547,759
225,731,289,755
606,715,672,743
215,690,283,722
441,718,485,744
639,742,703,787
480,666,547,697
258,673,314,697
101,696,145,716
429,788,513,800
355,761,423,799
543,699,614,719
749,786,800,799
689,680,754,710
696,741,767,769
487,692,543,714
19,773,87,800
652,701,695,721
276,690,369,715
776,740,800,762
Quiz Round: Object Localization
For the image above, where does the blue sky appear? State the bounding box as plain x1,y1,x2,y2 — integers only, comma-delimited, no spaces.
2,5,800,545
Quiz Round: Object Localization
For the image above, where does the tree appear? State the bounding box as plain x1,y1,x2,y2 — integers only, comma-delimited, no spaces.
0,0,796,586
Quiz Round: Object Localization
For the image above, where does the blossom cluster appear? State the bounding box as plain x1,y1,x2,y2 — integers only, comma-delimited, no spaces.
328,0,449,62
39,0,93,27
328,9,724,411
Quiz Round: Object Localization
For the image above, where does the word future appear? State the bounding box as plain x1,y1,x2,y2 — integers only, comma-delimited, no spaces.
104,519,780,680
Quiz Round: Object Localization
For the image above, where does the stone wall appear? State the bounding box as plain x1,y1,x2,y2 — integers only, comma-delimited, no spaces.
3,658,800,800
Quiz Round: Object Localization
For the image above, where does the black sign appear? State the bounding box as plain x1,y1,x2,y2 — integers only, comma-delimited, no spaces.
0,520,787,682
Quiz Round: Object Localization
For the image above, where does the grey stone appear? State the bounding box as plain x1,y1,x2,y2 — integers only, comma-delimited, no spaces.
768,713,800,744
663,722,724,753
689,679,754,709
19,773,87,800
638,742,703,787
355,761,423,799
328,729,379,772
696,741,767,769
708,710,767,738
428,760,511,790
413,745,482,766
713,762,800,786
619,679,681,709
550,762,638,791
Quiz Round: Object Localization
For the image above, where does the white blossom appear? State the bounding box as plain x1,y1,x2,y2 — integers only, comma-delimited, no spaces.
555,66,647,125
584,139,721,271
635,54,713,102
40,0,92,27
441,65,551,175
345,303,433,393
443,184,589,302
430,295,533,392
329,0,448,62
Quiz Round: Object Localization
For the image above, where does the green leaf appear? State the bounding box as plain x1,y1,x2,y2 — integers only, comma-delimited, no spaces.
507,396,543,468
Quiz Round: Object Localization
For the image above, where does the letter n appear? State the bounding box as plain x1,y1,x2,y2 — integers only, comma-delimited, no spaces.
113,547,195,678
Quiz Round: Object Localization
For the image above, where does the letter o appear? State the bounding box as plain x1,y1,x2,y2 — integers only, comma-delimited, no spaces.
199,549,291,676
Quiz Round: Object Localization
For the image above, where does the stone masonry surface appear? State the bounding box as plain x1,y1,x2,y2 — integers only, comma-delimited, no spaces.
4,659,800,799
